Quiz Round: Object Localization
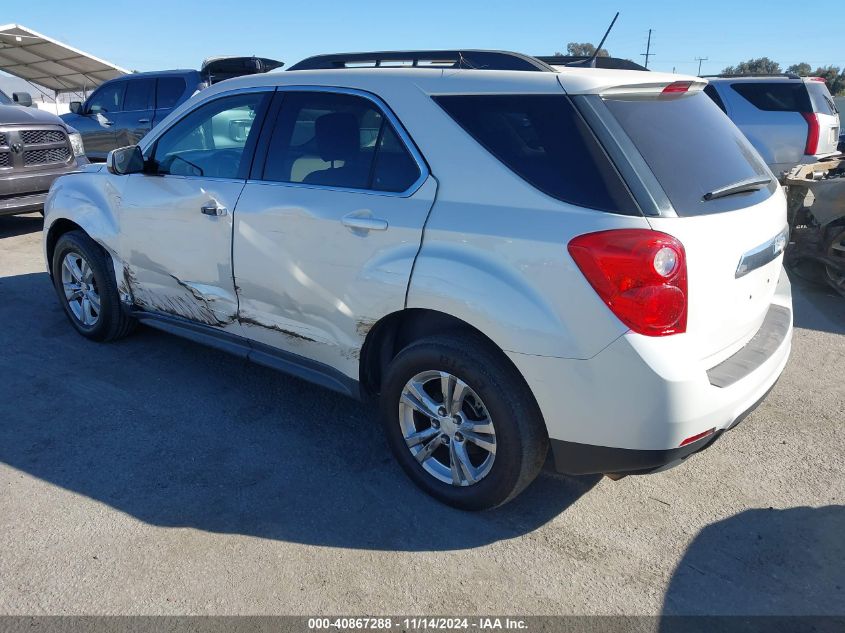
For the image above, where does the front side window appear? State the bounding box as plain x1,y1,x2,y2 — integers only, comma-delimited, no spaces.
87,82,125,114
434,94,637,214
150,92,267,179
261,91,420,193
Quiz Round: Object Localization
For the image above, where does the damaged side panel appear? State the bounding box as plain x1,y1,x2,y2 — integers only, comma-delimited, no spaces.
232,177,439,379
115,175,246,334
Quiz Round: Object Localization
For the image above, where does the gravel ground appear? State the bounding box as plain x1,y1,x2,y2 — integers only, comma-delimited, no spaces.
0,212,842,616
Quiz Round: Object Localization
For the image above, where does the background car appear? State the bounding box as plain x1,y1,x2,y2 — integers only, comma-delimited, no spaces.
0,88,87,216
60,56,283,161
704,74,840,176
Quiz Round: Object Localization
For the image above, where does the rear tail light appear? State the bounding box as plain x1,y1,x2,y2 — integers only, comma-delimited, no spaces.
662,81,692,94
802,112,820,155
809,76,826,83
568,229,687,337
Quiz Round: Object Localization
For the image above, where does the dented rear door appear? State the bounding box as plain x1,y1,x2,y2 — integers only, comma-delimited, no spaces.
232,88,435,380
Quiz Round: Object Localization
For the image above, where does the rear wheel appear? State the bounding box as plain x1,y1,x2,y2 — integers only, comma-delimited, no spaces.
52,231,136,341
380,334,548,510
824,226,845,297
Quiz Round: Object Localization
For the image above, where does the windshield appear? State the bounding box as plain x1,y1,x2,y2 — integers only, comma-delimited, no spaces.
0,90,12,105
602,90,775,216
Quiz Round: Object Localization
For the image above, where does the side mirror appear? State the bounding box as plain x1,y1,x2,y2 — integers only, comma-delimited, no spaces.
12,92,32,107
69,101,83,114
106,145,145,175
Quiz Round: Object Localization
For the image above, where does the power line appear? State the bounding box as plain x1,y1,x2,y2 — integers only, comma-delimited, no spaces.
641,29,653,68
695,56,708,75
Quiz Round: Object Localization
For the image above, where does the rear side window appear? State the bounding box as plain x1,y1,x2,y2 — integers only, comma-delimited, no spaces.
603,91,774,216
261,91,420,193
434,95,637,214
157,77,187,110
731,82,811,112
123,78,155,111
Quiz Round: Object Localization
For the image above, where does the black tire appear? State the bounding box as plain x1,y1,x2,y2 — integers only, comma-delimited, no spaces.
51,230,136,342
380,333,548,511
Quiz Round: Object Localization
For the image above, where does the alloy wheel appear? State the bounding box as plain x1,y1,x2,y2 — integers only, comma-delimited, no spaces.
398,370,496,486
61,251,101,327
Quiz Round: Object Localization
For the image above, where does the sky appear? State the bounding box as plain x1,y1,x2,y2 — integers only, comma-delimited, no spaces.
2,0,843,82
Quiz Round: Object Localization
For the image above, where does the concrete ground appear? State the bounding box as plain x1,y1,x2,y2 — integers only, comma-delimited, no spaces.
0,213,842,616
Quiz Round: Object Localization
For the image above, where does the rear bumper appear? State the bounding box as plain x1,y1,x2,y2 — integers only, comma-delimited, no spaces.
548,377,776,475
508,268,793,476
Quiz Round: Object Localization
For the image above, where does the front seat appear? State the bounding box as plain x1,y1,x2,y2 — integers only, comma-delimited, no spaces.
303,112,369,188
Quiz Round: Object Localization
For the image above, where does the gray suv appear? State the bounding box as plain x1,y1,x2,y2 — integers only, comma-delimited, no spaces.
0,89,87,216
704,74,840,176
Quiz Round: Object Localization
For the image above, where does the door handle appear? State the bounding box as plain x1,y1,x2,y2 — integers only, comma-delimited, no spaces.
341,215,388,232
138,118,150,124
103,121,114,126
201,204,228,217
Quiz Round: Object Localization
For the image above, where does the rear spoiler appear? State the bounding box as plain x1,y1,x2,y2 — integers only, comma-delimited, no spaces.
200,56,284,84
536,56,647,71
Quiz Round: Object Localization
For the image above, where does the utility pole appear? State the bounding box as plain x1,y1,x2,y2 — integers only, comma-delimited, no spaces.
695,56,708,75
641,29,653,68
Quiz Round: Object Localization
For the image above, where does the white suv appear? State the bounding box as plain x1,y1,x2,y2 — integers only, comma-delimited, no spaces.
43,51,793,510
704,74,840,176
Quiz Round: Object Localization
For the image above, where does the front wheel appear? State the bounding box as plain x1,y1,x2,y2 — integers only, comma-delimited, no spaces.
380,334,548,510
52,231,136,342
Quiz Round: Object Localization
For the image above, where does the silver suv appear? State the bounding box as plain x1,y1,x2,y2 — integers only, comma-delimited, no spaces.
704,74,840,176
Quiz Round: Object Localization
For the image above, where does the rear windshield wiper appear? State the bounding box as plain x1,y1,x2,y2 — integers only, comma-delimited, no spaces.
703,176,772,201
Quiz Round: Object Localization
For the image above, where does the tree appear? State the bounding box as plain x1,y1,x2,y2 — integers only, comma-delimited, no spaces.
786,62,812,76
810,66,845,96
564,42,609,58
721,57,781,75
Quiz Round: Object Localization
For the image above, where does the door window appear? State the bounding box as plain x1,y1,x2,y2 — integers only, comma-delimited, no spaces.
261,91,420,192
156,77,188,109
123,79,155,112
150,92,268,179
87,82,126,114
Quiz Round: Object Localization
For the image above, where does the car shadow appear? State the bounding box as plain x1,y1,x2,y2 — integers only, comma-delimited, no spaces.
788,270,845,336
661,506,845,624
0,271,599,551
0,213,42,238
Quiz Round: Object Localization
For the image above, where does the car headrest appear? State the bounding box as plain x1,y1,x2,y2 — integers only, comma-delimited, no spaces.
315,112,359,163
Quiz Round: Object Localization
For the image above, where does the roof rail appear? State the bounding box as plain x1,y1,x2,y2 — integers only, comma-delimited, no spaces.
702,73,800,80
535,55,647,71
287,50,556,73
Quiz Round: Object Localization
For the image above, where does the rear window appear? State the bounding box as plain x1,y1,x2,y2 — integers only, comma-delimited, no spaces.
731,82,811,112
806,81,838,116
434,95,638,215
603,91,774,216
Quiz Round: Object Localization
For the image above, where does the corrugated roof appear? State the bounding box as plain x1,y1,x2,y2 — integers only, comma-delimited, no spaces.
0,23,128,92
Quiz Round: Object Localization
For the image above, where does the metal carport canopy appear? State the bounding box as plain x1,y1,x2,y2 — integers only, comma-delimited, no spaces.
0,23,128,92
